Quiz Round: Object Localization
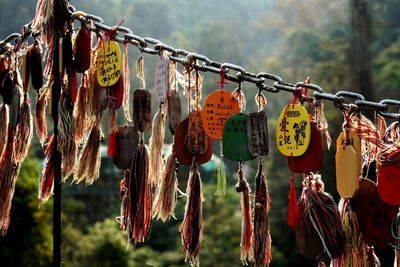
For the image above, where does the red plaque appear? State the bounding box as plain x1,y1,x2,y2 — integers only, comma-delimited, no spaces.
378,162,400,205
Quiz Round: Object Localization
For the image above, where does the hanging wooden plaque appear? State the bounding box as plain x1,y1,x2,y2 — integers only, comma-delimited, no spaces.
335,131,361,198
350,178,397,248
378,162,400,205
112,125,139,170
288,121,323,173
96,40,122,87
223,113,255,161
246,110,269,157
201,90,240,140
154,56,169,103
174,117,212,166
186,111,208,155
276,104,311,156
133,89,152,132
167,90,181,135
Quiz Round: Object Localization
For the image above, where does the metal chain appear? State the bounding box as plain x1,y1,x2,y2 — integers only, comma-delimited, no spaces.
1,4,400,119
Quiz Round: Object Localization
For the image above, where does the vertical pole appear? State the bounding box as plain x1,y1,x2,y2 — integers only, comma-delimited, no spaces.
52,0,63,266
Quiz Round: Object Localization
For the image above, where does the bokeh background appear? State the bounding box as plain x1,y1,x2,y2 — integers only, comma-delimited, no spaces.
1,0,400,266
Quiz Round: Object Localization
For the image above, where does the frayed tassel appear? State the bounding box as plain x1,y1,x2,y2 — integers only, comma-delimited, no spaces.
38,134,55,204
235,164,253,264
58,91,77,180
215,141,226,196
74,123,101,185
153,149,178,222
0,105,9,163
232,86,246,112
149,108,165,188
315,101,331,149
73,74,89,143
0,130,20,234
14,97,33,163
128,143,151,242
180,161,203,267
123,43,132,122
254,161,272,266
287,174,299,229
35,82,51,146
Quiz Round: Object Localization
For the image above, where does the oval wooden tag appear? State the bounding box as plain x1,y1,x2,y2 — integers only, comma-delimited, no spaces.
335,131,361,198
201,90,240,140
174,117,212,166
276,104,311,156
350,178,397,248
288,120,323,173
246,110,269,157
108,76,123,109
167,90,181,135
96,40,122,87
378,162,400,205
112,125,139,170
133,89,152,132
186,111,208,155
154,56,169,103
223,113,255,161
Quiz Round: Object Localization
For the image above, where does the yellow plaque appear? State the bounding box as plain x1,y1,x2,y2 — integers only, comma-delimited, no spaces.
276,104,311,156
335,131,361,198
96,40,122,87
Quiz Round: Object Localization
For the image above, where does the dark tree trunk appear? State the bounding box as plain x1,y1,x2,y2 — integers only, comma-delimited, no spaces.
349,0,374,101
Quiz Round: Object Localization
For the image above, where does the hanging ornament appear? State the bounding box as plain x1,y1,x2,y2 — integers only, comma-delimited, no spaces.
38,134,55,204
335,106,362,198
74,22,91,73
253,161,272,267
149,105,166,188
35,80,51,146
350,177,397,248
295,173,345,261
133,89,152,132
167,61,181,135
122,42,132,122
112,125,139,170
29,39,43,91
96,40,122,87
180,160,203,267
377,120,400,205
154,54,170,104
73,73,89,143
235,161,253,264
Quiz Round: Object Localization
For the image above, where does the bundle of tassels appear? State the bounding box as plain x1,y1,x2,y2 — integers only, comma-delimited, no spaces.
253,161,272,266
73,73,89,144
331,199,367,267
235,162,253,264
35,80,51,146
127,139,152,242
14,95,33,163
180,160,204,267
148,106,166,188
38,134,55,204
74,121,102,185
152,149,178,222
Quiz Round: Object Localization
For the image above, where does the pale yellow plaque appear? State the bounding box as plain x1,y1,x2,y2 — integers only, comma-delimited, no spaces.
96,40,122,87
335,131,361,198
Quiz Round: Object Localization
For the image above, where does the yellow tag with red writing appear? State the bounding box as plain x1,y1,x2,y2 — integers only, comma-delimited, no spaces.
276,104,311,156
201,90,240,140
335,131,361,198
97,40,122,87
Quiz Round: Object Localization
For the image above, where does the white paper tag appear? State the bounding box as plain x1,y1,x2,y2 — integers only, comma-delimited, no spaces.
154,56,170,103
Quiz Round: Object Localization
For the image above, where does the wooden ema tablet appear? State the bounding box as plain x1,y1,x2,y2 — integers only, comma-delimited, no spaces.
97,40,122,87
246,110,269,157
276,104,311,157
133,89,152,132
187,111,208,155
173,117,212,166
378,162,400,205
167,90,181,135
154,56,169,103
112,125,139,170
287,121,323,173
223,113,255,161
335,131,361,198
201,90,240,140
350,178,397,248
108,76,123,109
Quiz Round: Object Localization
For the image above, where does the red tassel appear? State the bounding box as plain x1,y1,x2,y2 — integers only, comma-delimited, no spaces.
180,161,203,267
288,175,299,228
38,134,55,204
107,130,118,157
